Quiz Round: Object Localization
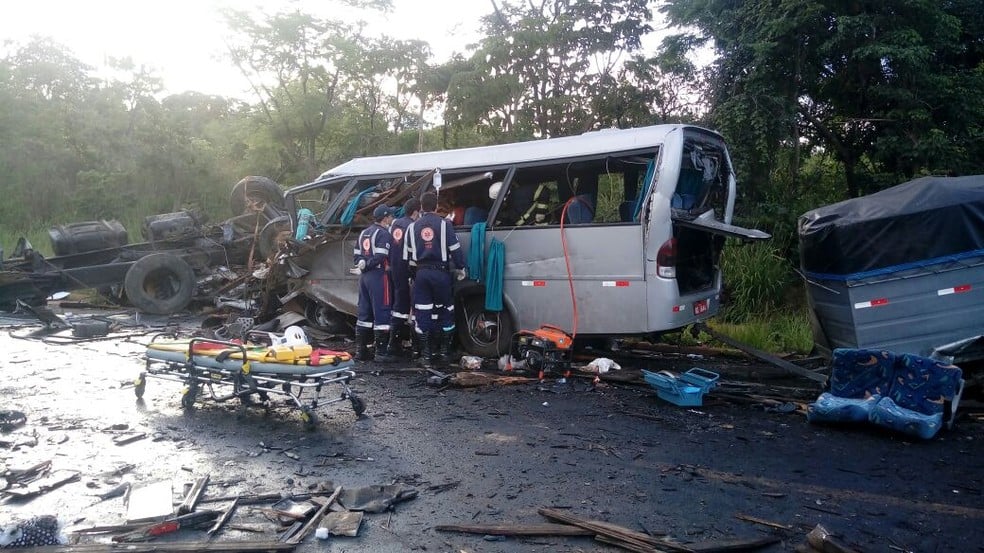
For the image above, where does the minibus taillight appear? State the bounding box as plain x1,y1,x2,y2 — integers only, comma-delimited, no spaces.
656,238,677,278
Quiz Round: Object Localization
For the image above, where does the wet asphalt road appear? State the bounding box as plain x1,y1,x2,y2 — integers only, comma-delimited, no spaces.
1,315,982,553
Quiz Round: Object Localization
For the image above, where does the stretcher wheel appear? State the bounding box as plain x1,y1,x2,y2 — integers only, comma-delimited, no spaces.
134,373,146,399
350,396,366,417
300,408,317,429
181,384,198,409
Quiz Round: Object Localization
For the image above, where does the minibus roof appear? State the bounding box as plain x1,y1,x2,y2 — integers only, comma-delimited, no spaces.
319,124,718,178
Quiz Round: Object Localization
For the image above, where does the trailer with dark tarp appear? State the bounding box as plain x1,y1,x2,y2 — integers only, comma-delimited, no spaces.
799,175,984,362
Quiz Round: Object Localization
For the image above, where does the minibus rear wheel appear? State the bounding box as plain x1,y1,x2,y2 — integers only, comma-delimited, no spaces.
457,295,514,357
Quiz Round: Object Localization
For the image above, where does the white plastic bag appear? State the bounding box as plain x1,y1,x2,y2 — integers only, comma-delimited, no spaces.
585,357,621,374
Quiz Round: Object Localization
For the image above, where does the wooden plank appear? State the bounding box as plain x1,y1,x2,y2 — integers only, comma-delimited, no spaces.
285,487,343,545
734,513,793,531
206,498,239,538
595,534,666,553
178,475,211,515
539,508,693,553
435,522,595,536
688,536,783,552
699,325,827,383
20,541,295,552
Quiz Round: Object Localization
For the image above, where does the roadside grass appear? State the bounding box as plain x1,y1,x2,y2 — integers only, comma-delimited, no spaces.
708,311,815,355
657,310,815,356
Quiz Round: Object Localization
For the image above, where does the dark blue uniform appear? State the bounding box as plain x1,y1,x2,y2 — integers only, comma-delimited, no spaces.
388,215,415,324
404,212,464,334
354,222,394,331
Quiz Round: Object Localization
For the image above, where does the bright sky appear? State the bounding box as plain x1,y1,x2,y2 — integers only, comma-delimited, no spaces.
0,0,493,99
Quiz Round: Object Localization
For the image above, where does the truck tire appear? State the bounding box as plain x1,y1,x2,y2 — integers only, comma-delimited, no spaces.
230,176,285,216
456,295,514,357
124,253,196,314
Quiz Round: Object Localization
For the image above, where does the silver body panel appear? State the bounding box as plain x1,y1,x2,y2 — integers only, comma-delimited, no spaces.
807,257,984,358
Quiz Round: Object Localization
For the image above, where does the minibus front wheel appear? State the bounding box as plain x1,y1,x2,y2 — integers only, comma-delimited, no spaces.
457,295,514,357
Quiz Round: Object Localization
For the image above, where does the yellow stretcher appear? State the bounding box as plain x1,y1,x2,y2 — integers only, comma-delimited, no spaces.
137,336,364,427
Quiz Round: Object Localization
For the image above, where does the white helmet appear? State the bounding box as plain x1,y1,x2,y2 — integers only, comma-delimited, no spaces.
489,181,503,200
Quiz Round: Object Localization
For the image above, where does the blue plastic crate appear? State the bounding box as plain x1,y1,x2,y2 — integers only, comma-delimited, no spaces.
642,368,719,407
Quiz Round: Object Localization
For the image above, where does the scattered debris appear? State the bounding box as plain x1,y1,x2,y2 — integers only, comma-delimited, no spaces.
450,372,536,388
801,524,860,553
319,511,364,537
92,482,131,504
436,522,595,537
734,513,793,531
0,410,27,432
337,484,418,513
126,480,174,523
584,357,621,373
178,475,211,515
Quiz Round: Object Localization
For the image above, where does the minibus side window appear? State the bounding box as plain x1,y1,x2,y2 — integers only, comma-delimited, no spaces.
493,153,655,227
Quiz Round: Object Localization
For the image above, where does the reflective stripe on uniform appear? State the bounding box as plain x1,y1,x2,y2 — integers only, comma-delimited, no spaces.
405,222,416,260
440,220,448,262
415,303,434,310
373,324,391,331
356,320,374,328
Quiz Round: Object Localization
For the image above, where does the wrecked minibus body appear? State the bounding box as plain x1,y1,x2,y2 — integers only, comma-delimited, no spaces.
280,124,768,356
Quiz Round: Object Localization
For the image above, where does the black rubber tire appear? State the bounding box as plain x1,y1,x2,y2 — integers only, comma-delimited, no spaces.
230,176,285,217
350,396,366,417
124,253,196,315
181,384,198,409
258,216,291,259
134,373,146,399
304,301,349,333
300,407,317,429
456,295,514,357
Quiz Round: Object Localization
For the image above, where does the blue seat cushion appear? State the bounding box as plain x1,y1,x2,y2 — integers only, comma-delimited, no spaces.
807,392,882,423
868,397,945,440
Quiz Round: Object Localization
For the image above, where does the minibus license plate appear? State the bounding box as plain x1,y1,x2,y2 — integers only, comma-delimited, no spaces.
693,299,709,315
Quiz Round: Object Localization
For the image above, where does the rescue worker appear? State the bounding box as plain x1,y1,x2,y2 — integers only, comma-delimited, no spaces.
403,191,466,368
387,197,421,358
353,205,398,363
492,181,551,226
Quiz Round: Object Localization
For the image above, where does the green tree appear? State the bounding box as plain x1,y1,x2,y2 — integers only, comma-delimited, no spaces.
446,0,653,140
662,0,984,200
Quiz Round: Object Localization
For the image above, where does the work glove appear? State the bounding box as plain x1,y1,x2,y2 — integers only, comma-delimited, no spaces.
350,259,366,275
455,268,467,281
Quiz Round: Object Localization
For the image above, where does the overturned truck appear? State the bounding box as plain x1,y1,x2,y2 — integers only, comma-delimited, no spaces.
799,175,984,366
0,177,286,314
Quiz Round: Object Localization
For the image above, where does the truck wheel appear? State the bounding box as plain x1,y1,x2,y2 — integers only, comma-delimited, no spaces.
258,216,291,259
124,253,196,315
457,295,514,357
230,176,284,216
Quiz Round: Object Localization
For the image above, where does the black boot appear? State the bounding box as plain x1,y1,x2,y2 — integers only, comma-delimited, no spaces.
374,330,398,363
419,332,434,369
388,320,406,359
408,325,421,359
354,327,373,362
434,329,455,366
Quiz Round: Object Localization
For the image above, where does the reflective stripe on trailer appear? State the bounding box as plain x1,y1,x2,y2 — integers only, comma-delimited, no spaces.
521,280,547,287
854,298,889,309
938,284,972,296
602,281,630,287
